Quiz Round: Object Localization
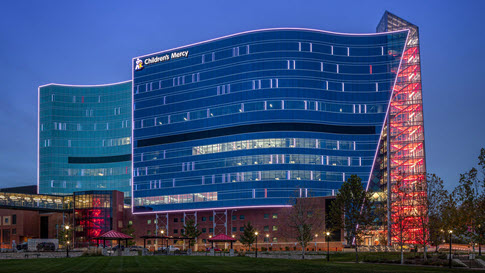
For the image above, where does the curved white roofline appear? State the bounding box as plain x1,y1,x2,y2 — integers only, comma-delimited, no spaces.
134,27,409,59
39,80,131,88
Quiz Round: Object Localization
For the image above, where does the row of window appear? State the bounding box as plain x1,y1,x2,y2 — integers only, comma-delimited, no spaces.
45,93,130,104
47,180,131,191
136,154,371,178
40,136,131,148
134,192,217,206
134,99,386,129
144,213,277,225
40,120,131,132
135,137,374,162
134,75,391,113
134,170,363,191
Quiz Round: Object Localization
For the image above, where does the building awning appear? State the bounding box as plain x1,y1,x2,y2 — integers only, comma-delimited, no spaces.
95,230,133,240
208,234,237,242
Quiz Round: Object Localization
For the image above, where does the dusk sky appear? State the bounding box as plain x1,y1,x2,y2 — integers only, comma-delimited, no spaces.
0,0,483,191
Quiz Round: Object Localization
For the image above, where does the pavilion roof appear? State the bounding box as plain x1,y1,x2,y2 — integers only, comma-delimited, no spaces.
95,230,133,239
208,234,237,242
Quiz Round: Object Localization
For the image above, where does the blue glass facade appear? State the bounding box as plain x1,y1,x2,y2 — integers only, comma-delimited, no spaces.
38,82,132,197
132,29,407,213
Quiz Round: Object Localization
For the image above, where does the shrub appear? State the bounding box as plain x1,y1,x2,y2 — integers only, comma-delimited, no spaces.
285,246,290,251
261,247,267,251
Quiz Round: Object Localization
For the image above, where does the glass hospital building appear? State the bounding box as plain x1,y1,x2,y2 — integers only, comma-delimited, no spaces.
132,27,408,213
34,12,426,245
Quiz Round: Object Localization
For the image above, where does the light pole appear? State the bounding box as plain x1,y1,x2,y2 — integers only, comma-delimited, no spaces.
314,234,318,251
161,230,165,254
326,232,330,262
255,232,259,258
266,234,270,250
449,230,453,268
65,225,70,258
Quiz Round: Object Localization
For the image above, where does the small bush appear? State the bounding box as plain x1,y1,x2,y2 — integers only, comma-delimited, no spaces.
285,246,290,251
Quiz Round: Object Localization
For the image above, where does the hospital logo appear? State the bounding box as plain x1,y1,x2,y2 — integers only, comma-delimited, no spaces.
135,58,144,71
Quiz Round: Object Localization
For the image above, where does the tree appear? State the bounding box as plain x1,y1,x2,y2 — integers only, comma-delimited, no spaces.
426,174,448,253
121,224,136,246
329,174,374,263
454,168,482,253
239,222,256,251
280,196,325,259
183,219,202,250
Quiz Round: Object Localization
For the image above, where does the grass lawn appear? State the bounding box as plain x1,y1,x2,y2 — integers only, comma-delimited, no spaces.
0,255,478,273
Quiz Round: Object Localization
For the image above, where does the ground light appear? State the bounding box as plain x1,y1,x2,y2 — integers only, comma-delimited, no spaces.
448,230,453,268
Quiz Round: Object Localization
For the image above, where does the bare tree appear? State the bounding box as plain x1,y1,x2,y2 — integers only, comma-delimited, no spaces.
280,196,324,259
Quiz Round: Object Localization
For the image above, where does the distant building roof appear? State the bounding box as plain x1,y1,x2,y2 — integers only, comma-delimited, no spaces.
0,185,37,194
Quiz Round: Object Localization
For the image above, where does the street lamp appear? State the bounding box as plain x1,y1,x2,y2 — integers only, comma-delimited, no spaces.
160,230,165,254
325,232,330,262
65,225,70,258
448,230,453,268
266,234,270,250
315,234,318,251
255,232,259,258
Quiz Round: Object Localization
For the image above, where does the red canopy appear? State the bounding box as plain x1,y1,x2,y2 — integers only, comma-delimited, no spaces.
208,234,237,242
95,230,133,239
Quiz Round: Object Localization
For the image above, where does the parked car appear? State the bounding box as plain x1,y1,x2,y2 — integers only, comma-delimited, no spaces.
36,242,55,251
206,247,221,251
112,245,125,251
129,246,144,251
16,242,28,251
158,245,180,252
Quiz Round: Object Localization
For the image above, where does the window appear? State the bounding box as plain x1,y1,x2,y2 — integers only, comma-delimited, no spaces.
174,229,178,234
209,216,213,221
201,217,206,222
273,237,278,242
264,214,269,219
264,226,269,232
209,228,213,233
147,240,151,245
272,226,278,231
12,229,16,235
239,215,245,220
202,239,207,243
202,228,206,233
118,221,123,228
174,218,178,223
232,227,236,232
272,213,278,219
147,220,151,224
240,227,244,232
264,237,269,242
232,215,236,220
147,231,151,235
12,215,16,225
307,211,313,217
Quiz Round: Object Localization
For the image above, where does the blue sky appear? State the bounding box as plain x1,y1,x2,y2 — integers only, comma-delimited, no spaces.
0,0,483,191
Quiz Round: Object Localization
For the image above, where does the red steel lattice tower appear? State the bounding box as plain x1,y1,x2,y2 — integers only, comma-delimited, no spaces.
377,11,427,245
